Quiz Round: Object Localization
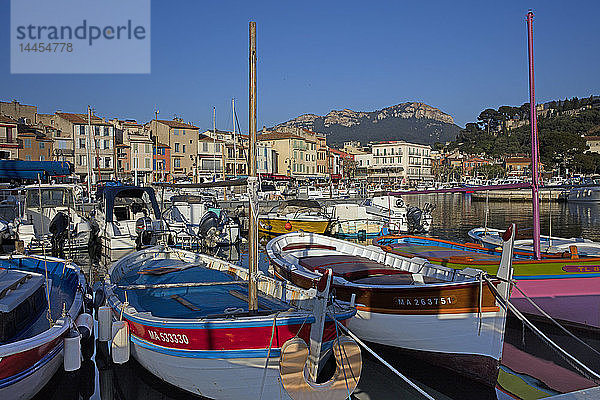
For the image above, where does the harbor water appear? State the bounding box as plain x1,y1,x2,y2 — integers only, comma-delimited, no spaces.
32,194,600,400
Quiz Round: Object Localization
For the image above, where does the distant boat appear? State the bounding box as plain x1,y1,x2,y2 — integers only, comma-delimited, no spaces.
373,234,600,329
103,245,360,399
567,186,600,203
267,230,515,386
0,255,88,400
363,195,434,233
258,199,331,235
468,227,600,257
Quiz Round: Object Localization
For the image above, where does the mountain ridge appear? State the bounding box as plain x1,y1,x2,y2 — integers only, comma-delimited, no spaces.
273,102,460,146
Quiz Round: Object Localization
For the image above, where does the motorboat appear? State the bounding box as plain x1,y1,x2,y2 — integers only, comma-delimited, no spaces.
373,234,600,329
0,254,90,400
94,185,164,261
327,203,388,240
101,245,361,399
468,227,600,257
165,194,240,248
258,199,332,236
267,229,515,386
363,195,434,233
16,184,94,257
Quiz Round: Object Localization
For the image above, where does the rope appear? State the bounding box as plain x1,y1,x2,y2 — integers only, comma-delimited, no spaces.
328,306,353,400
332,319,435,400
259,312,278,399
38,174,53,326
484,275,600,383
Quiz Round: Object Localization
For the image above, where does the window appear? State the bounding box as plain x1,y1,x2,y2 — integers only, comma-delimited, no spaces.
39,155,45,161
133,143,138,153
173,129,179,135
104,157,111,168
57,140,68,149
215,143,221,152
104,127,110,136
39,142,45,149
25,155,32,161
174,158,181,168
7,127,12,142
145,158,151,169
183,145,186,153
174,143,180,152
94,126,100,136
202,142,208,152
79,155,87,166
23,139,32,148
79,125,86,135
145,144,152,153
79,138,86,148
103,140,109,150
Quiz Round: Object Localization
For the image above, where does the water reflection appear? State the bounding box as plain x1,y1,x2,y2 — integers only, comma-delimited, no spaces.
32,194,600,399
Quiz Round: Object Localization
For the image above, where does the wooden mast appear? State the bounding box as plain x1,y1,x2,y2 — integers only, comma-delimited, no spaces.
248,21,258,311
527,10,541,259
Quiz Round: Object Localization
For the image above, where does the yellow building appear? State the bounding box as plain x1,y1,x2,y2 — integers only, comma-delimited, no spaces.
257,131,317,178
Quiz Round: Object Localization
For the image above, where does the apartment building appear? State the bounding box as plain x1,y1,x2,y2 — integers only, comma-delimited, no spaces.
197,133,224,181
367,141,433,185
257,131,317,178
0,116,19,159
17,125,53,162
153,142,171,182
112,119,153,184
148,119,199,180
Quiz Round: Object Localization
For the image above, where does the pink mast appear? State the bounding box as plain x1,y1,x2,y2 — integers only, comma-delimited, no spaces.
527,10,541,259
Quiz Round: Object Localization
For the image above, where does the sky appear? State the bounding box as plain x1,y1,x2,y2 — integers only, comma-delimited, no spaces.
1,0,599,133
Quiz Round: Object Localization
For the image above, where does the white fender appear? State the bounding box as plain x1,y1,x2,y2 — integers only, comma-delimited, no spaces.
98,306,112,342
75,313,94,341
111,320,130,364
63,329,81,372
279,335,362,400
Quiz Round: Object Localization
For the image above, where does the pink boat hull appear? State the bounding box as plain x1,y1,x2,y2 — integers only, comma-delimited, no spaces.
511,276,600,329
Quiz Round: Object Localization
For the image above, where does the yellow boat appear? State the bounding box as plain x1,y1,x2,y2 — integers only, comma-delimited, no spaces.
258,200,331,235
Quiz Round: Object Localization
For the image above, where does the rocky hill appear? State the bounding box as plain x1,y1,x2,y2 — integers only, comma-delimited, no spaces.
273,102,460,146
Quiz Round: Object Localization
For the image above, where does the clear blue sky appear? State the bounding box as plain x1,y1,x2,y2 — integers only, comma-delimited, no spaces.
1,0,599,133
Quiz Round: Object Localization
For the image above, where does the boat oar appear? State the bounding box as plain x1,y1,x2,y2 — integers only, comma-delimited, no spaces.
118,281,244,290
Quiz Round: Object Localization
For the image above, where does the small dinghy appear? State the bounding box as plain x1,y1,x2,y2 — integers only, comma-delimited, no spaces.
101,245,362,399
267,227,516,386
0,255,89,400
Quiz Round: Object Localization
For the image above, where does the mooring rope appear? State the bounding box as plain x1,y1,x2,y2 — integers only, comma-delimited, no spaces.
258,312,278,400
484,275,600,383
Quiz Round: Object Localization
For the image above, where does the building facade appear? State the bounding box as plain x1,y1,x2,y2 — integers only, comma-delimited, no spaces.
148,119,199,181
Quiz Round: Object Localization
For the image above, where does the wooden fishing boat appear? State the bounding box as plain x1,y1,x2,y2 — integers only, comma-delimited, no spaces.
258,199,331,235
102,245,361,399
267,228,516,386
373,235,600,329
0,255,88,400
468,227,600,257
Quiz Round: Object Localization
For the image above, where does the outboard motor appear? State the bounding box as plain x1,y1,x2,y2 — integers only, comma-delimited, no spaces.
49,212,70,258
406,207,424,233
198,211,221,247
135,216,153,250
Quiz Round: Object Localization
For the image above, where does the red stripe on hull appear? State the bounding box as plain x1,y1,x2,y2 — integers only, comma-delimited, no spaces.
125,319,341,351
0,337,62,380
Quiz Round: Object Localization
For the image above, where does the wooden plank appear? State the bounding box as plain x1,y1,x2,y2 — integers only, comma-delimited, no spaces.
170,294,201,311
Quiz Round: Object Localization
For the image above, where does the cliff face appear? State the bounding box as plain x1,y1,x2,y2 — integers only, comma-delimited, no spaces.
274,102,459,146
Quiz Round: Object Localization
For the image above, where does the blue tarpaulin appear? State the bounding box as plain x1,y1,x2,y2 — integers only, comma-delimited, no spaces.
0,160,72,180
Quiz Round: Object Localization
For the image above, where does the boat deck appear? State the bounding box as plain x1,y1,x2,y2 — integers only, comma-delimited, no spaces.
296,253,443,284
114,259,289,319
386,242,504,262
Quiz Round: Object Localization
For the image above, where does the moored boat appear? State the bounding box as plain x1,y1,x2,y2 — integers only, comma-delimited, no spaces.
258,199,331,236
0,255,88,400
102,245,361,399
267,229,516,386
468,227,600,257
373,234,600,329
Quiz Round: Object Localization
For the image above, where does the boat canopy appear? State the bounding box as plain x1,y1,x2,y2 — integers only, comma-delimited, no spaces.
0,160,72,180
276,199,322,214
102,186,161,222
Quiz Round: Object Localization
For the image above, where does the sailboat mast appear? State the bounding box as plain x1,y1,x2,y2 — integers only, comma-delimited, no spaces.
213,107,217,181
86,106,93,200
248,21,258,312
232,98,237,179
527,10,541,259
